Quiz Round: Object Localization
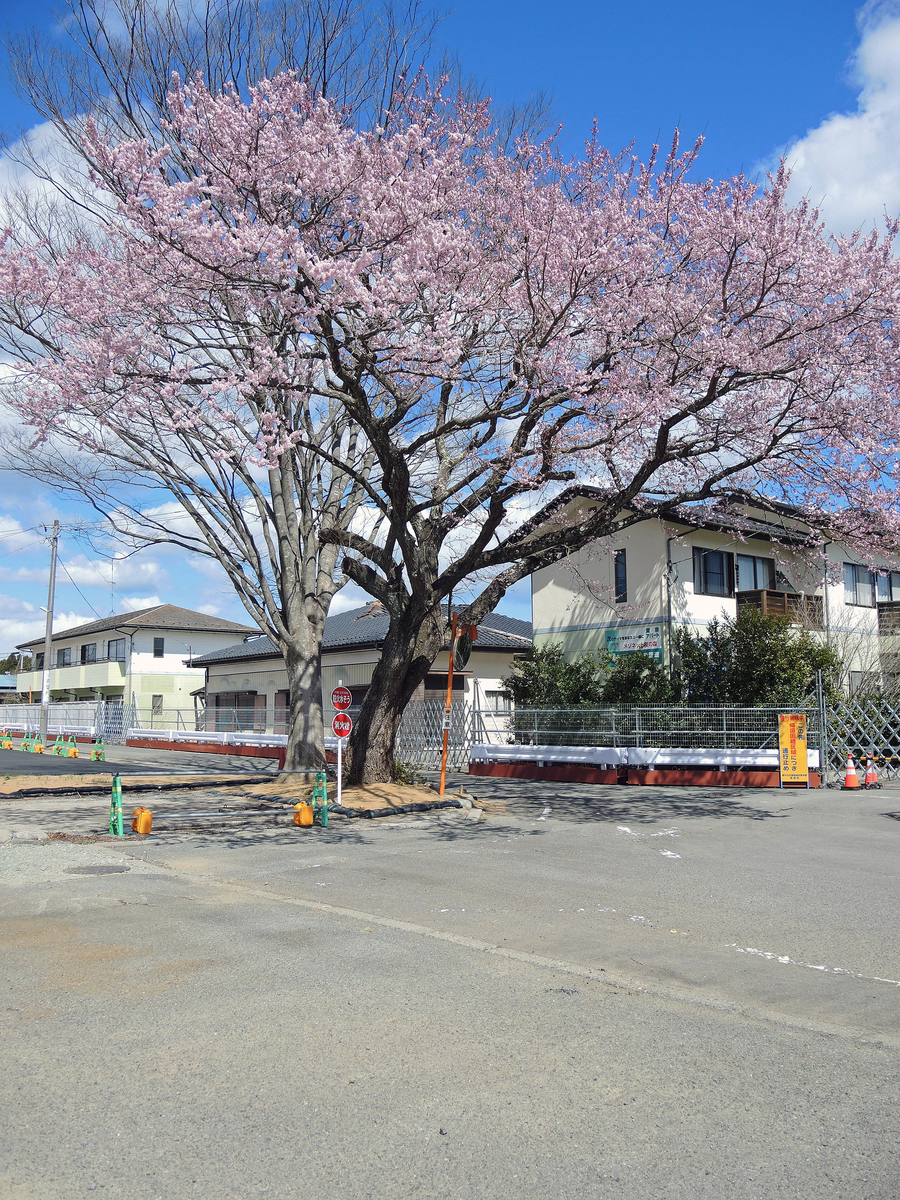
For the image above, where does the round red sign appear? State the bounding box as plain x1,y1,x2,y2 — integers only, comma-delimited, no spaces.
331,686,352,711
332,712,352,738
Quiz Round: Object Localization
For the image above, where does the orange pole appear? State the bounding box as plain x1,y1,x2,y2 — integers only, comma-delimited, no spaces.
438,613,458,796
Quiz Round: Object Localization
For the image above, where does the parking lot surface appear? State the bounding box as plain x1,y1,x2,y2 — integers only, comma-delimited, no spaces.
2,768,898,1198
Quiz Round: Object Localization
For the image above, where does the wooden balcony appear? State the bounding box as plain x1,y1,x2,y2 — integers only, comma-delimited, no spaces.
736,589,824,628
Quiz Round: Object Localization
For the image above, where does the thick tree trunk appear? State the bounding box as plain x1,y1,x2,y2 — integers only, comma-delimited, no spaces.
282,641,327,773
347,606,445,784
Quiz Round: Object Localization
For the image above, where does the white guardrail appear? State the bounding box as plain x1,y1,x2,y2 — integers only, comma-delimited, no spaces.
469,744,820,770
126,728,288,748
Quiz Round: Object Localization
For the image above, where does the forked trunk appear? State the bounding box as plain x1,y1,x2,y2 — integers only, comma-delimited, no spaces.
348,608,444,784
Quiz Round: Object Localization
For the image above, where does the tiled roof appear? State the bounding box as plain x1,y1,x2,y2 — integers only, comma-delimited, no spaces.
17,604,256,650
192,604,533,666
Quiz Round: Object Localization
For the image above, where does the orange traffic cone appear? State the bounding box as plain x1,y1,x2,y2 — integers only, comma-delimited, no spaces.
864,755,880,789
841,753,860,790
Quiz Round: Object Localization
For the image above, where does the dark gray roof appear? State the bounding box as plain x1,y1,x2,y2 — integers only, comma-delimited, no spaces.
17,604,256,650
192,603,533,666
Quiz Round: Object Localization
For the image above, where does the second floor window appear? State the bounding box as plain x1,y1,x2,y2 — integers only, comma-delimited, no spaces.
877,571,900,602
56,648,71,668
693,547,734,597
108,638,126,661
153,637,165,658
35,653,44,670
614,549,627,603
81,643,96,664
844,563,875,608
736,554,776,591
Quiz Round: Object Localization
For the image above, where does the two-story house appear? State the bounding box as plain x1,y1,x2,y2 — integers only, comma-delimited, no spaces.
15,605,256,720
531,491,899,694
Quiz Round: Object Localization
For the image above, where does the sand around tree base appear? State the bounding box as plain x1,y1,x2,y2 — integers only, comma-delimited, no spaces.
238,779,456,811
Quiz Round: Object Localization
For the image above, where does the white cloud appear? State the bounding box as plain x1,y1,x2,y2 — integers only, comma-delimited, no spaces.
328,584,374,615
0,515,40,553
118,595,163,612
782,6,900,235
63,553,168,590
0,606,96,652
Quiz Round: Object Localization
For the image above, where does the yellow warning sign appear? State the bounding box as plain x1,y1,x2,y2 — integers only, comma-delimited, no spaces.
778,713,809,787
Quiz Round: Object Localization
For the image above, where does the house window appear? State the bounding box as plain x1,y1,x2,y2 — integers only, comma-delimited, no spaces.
56,647,71,668
151,695,163,716
736,554,776,592
153,637,165,658
484,690,511,713
35,653,44,670
81,643,97,664
876,571,900,602
844,563,875,608
614,549,627,604
108,638,126,661
693,547,734,597
849,670,878,696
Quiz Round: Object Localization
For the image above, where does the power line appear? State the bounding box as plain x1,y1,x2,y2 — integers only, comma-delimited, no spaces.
0,525,38,541
0,537,44,561
58,559,105,621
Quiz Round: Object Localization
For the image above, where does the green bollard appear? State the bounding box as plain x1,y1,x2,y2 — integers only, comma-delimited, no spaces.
311,770,328,826
108,774,123,837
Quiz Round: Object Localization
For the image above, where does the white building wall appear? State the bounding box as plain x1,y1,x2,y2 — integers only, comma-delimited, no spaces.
533,512,887,688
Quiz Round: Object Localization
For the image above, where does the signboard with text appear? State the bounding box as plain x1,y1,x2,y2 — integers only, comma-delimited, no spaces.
778,713,809,787
332,712,352,738
604,625,663,662
331,686,352,711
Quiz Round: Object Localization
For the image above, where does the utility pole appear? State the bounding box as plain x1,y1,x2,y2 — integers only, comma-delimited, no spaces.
38,521,60,748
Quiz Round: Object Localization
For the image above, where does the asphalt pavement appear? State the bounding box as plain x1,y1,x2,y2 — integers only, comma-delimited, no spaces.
0,744,281,778
2,773,899,1198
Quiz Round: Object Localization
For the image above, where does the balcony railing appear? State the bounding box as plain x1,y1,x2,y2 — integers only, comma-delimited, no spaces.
20,653,128,673
735,588,824,628
878,601,900,635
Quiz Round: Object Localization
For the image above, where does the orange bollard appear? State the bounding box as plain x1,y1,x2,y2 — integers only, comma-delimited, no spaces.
293,802,313,827
863,756,880,789
841,753,860,790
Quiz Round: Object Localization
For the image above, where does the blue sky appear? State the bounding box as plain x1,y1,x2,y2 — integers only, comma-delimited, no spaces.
1,0,899,652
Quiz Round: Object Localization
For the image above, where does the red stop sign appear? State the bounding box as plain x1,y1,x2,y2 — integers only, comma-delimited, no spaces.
331,686,352,711
332,712,352,738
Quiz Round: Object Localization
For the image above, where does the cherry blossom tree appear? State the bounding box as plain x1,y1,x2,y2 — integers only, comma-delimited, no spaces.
2,73,900,781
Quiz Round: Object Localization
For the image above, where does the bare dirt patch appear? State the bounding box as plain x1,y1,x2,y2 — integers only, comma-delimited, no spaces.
0,773,248,799
468,797,509,814
46,832,124,844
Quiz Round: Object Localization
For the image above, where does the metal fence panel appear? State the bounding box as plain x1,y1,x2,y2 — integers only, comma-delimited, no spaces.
825,699,900,779
477,705,822,755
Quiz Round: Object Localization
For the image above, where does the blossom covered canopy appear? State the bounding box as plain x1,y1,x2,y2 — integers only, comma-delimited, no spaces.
2,72,900,567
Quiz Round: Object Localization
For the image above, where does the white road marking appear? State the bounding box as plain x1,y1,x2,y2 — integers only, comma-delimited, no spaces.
727,944,900,987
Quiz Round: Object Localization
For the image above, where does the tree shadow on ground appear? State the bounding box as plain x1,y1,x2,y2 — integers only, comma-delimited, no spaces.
436,771,794,825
